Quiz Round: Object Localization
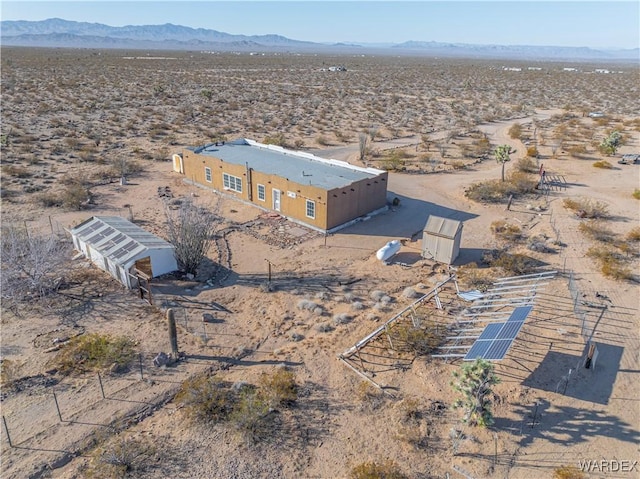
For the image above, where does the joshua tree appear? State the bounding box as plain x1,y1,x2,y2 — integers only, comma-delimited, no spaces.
599,130,622,156
451,358,500,427
494,144,514,182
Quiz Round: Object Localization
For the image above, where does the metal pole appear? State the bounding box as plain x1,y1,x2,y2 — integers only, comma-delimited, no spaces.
2,416,13,448
53,392,63,422
98,372,106,399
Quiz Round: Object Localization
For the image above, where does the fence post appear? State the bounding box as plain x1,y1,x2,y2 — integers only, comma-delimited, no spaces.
138,353,144,380
2,415,13,447
53,391,63,422
97,372,106,399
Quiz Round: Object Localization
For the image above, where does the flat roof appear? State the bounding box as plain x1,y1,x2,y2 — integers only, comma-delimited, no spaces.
187,138,385,190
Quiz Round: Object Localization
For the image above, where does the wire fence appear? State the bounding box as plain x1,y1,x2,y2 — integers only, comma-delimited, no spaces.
1,350,185,450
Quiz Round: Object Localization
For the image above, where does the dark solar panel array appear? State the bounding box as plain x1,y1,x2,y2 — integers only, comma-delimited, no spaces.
464,306,532,361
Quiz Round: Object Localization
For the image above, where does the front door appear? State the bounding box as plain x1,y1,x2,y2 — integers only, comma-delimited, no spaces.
272,188,281,211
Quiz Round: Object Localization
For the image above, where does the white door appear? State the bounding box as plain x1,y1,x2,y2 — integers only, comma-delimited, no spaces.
272,189,281,211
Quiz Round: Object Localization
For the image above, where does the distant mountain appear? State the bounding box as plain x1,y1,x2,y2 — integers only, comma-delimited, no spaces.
393,40,639,61
1,18,638,61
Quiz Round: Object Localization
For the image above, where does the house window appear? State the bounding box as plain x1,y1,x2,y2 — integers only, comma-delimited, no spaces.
306,199,315,219
257,184,266,201
204,167,212,183
223,173,242,193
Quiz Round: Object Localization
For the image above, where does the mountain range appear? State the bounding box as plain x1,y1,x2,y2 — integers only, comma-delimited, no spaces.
2,18,638,61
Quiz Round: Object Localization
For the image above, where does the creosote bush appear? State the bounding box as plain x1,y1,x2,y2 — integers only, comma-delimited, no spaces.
176,368,297,442
626,226,640,242
465,171,538,203
53,333,137,375
592,160,613,169
578,220,615,243
586,247,633,280
349,460,408,479
562,198,609,219
483,249,541,275
490,220,524,243
553,465,586,479
516,156,538,173
86,434,158,479
388,321,445,356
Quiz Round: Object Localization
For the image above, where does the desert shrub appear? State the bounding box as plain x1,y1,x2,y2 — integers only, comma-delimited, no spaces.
562,198,609,219
586,247,633,280
257,367,297,408
229,389,272,443
297,299,319,311
626,226,640,242
369,290,387,302
356,381,385,411
35,191,62,207
176,374,235,424
483,250,541,275
578,220,615,242
1,164,32,178
333,313,352,325
86,434,157,479
450,160,467,170
0,359,20,388
316,135,330,146
592,160,613,169
525,146,539,158
553,465,586,479
508,123,522,139
387,321,445,356
465,171,537,203
490,220,524,243
456,262,495,291
316,322,334,333
263,133,287,147
349,460,407,479
53,333,136,375
516,156,538,173
351,301,365,310
401,287,420,299
633,189,640,200
61,183,90,210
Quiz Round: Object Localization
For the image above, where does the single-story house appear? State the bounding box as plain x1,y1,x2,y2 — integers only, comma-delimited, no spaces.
69,216,178,288
172,138,388,232
421,215,463,265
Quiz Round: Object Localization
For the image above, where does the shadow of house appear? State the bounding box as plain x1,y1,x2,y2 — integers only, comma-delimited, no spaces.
522,344,624,405
336,193,478,239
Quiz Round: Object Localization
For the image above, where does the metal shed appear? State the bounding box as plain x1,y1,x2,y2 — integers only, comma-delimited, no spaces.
69,216,178,288
421,215,463,264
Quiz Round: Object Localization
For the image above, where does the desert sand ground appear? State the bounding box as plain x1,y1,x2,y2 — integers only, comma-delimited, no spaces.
1,48,639,479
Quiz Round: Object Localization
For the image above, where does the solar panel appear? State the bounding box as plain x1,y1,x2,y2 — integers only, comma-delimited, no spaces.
496,321,524,340
507,306,532,323
463,305,534,361
484,340,513,360
464,340,492,360
478,323,504,340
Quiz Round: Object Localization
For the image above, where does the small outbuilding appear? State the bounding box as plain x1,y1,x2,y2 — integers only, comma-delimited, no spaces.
421,215,463,265
69,216,178,288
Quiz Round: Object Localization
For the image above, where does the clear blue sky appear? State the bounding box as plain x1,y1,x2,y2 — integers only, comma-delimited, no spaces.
2,1,639,49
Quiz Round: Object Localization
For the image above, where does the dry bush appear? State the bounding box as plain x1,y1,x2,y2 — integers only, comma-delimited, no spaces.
1,164,32,178
387,321,445,356
592,160,613,169
0,359,20,389
490,220,524,243
626,226,640,242
483,250,542,275
508,123,522,139
632,189,640,200
86,434,158,479
562,198,609,218
257,367,297,408
465,171,538,203
60,182,91,210
176,374,235,424
456,262,495,291
553,465,586,479
586,246,633,280
349,460,408,479
578,220,615,243
516,156,538,173
526,146,539,157
52,333,137,375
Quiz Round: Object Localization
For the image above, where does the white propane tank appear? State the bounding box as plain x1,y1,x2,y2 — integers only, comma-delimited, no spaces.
376,240,401,262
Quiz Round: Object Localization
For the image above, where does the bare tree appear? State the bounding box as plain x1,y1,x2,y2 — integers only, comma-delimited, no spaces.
164,200,219,276
1,225,71,306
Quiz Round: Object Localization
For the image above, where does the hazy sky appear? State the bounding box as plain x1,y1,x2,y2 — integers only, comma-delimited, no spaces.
2,1,639,49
